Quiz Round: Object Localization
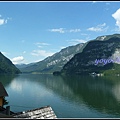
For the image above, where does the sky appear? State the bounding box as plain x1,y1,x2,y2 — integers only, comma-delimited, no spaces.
0,1,120,64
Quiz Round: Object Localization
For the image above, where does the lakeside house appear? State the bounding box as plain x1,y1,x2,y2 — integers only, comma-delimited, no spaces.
0,82,13,118
0,82,8,107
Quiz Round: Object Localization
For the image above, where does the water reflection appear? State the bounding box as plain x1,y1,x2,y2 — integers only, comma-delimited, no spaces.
0,74,17,87
62,75,120,116
16,74,75,101
1,74,120,118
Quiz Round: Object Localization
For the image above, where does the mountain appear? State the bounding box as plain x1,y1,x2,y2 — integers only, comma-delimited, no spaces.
19,43,86,73
15,64,28,69
61,34,120,76
15,63,35,69
0,52,21,74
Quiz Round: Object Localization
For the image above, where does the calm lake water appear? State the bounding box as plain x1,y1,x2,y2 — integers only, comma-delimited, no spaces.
1,74,120,118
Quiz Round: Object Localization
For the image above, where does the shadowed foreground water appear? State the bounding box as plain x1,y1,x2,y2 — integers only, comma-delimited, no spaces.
0,74,120,118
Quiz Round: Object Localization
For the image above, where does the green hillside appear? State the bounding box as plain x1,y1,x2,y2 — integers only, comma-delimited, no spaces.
61,34,120,76
0,52,21,74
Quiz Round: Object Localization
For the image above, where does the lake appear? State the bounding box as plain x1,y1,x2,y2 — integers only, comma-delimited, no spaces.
1,74,120,118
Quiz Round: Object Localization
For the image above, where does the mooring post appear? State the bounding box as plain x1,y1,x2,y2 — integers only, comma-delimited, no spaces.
6,106,10,115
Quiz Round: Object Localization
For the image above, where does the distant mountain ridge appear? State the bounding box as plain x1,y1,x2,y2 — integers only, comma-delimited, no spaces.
17,43,86,73
61,34,120,75
0,52,21,74
15,63,35,69
17,33,120,75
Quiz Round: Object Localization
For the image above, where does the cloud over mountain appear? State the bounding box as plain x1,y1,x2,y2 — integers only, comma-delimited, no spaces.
112,8,120,30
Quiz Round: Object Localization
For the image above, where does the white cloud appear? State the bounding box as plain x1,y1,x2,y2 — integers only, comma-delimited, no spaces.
49,28,65,33
35,42,50,46
0,15,11,26
68,39,87,45
11,56,24,64
112,8,120,30
87,23,108,32
38,46,43,48
31,50,54,57
69,29,81,33
35,42,50,48
49,28,81,33
0,19,5,25
0,17,10,25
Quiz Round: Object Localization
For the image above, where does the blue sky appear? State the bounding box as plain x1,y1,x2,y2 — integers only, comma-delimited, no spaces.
0,1,120,64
